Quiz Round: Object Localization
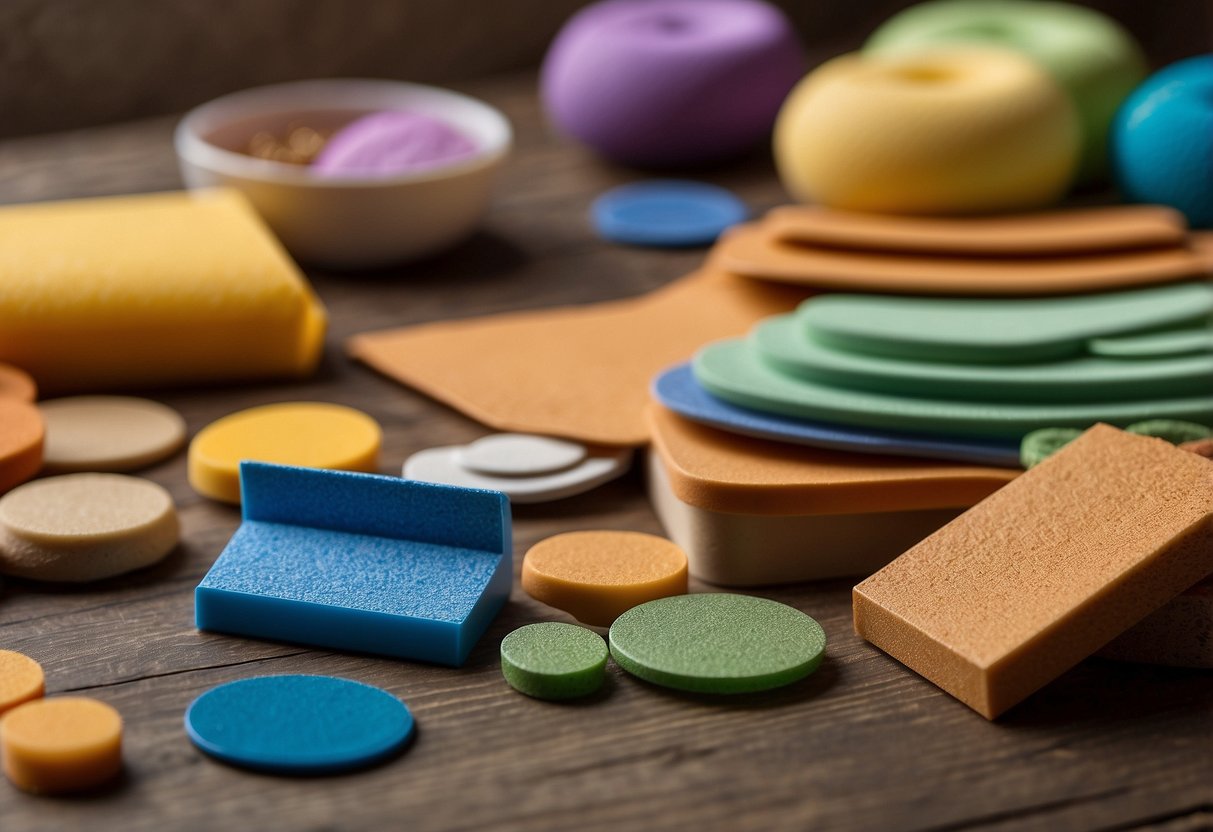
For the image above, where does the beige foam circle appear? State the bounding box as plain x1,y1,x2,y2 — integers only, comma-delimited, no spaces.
0,474,178,582
38,396,186,474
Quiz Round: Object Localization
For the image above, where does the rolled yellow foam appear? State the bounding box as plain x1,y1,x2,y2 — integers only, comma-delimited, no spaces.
0,189,326,394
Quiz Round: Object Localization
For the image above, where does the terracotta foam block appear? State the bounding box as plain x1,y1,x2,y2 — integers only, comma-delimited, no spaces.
718,222,1207,296
854,425,1213,719
766,204,1189,257
348,269,806,446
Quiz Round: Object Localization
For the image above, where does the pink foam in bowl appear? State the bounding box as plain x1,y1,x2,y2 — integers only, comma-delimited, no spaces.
312,111,479,177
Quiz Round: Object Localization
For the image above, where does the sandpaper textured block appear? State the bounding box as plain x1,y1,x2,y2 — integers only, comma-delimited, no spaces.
195,462,511,666
347,268,807,446
1099,577,1213,669
717,222,1208,296
853,425,1213,719
0,189,326,393
766,204,1189,256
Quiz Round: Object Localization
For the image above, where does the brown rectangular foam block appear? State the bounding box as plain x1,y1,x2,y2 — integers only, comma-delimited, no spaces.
347,269,807,446
766,204,1189,257
853,424,1213,719
718,222,1208,296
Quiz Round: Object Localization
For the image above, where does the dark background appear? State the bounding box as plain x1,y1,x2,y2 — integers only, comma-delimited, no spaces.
2,0,1209,139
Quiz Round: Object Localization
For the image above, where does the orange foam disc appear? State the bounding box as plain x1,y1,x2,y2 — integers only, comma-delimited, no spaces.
1,697,123,794
0,364,36,403
0,399,43,495
0,651,44,716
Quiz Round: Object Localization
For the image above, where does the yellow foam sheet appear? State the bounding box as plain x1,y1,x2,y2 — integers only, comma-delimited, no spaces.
0,189,327,393
348,269,808,446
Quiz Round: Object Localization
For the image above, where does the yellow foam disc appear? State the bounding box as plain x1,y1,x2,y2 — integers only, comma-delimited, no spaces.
1,697,123,794
189,402,382,503
0,651,44,716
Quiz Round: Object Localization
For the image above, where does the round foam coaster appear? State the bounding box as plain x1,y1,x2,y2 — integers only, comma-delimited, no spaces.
39,396,186,474
0,473,178,583
0,398,43,495
0,697,123,794
522,531,688,627
1019,427,1083,469
591,180,748,248
456,433,587,476
0,651,44,716
609,594,826,694
184,675,414,775
500,622,608,701
189,402,381,504
1126,419,1213,445
0,363,36,403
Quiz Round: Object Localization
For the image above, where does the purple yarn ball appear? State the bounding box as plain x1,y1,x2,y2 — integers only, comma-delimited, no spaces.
541,0,806,167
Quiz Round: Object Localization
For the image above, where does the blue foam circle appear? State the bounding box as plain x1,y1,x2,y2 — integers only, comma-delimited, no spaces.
184,675,415,775
652,364,1022,468
591,180,748,247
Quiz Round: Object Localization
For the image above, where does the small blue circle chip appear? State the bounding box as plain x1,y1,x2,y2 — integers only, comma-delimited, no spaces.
591,180,748,247
184,675,415,775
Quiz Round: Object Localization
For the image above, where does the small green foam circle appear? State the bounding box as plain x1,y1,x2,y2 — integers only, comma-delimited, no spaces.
608,594,826,694
1126,419,1213,445
500,622,608,701
1020,426,1084,468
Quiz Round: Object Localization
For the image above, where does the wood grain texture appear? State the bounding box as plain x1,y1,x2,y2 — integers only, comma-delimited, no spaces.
0,73,1210,832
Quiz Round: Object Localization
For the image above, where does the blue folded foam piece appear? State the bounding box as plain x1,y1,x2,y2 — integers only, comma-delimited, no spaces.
195,462,512,666
652,363,1022,468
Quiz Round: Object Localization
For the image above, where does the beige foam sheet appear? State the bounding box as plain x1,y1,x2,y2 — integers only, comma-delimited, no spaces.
348,270,808,446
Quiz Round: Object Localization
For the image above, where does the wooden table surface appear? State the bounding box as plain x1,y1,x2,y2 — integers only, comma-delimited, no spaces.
1,72,1209,832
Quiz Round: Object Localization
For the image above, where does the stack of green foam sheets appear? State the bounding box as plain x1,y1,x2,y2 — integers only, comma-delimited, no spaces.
691,282,1213,445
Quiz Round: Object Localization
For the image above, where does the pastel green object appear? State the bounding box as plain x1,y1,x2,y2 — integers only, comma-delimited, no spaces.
1089,328,1213,359
754,314,1213,403
608,594,826,694
1019,427,1083,468
800,283,1213,364
865,0,1146,182
693,339,1213,438
1125,420,1213,445
500,622,608,701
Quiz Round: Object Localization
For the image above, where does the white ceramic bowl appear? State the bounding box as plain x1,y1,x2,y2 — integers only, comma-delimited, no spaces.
175,79,512,269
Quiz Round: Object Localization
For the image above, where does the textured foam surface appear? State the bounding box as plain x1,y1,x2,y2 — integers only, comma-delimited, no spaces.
0,697,123,794
189,402,381,504
185,675,414,774
591,180,748,247
766,204,1187,256
718,221,1207,296
609,594,826,693
39,396,186,474
854,425,1213,719
1100,577,1213,669
500,623,608,700
694,339,1213,438
0,651,44,716
347,269,807,446
0,189,326,393
653,365,1020,467
0,474,178,583
522,531,689,627
647,403,1015,516
405,442,630,504
195,462,511,666
797,283,1213,363
0,398,43,496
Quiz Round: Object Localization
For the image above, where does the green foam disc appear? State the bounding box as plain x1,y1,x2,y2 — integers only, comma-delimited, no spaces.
1125,419,1213,445
1020,427,1084,468
500,622,608,701
608,594,826,694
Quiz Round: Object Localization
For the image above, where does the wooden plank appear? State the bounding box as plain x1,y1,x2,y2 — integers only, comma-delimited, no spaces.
0,73,1209,832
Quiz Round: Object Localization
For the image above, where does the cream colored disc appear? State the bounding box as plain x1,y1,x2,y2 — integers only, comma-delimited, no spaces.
39,396,186,474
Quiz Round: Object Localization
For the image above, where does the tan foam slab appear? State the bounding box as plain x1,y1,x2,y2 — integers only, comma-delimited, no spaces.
1099,576,1213,669
766,204,1189,257
718,222,1208,296
0,473,179,582
646,404,1015,517
39,396,186,474
854,425,1213,719
348,270,808,446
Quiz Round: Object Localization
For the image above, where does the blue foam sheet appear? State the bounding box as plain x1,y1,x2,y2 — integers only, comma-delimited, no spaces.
195,462,512,666
591,180,748,248
185,675,414,775
652,364,1022,468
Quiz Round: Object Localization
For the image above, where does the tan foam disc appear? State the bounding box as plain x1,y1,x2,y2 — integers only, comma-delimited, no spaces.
0,473,178,582
39,396,186,474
